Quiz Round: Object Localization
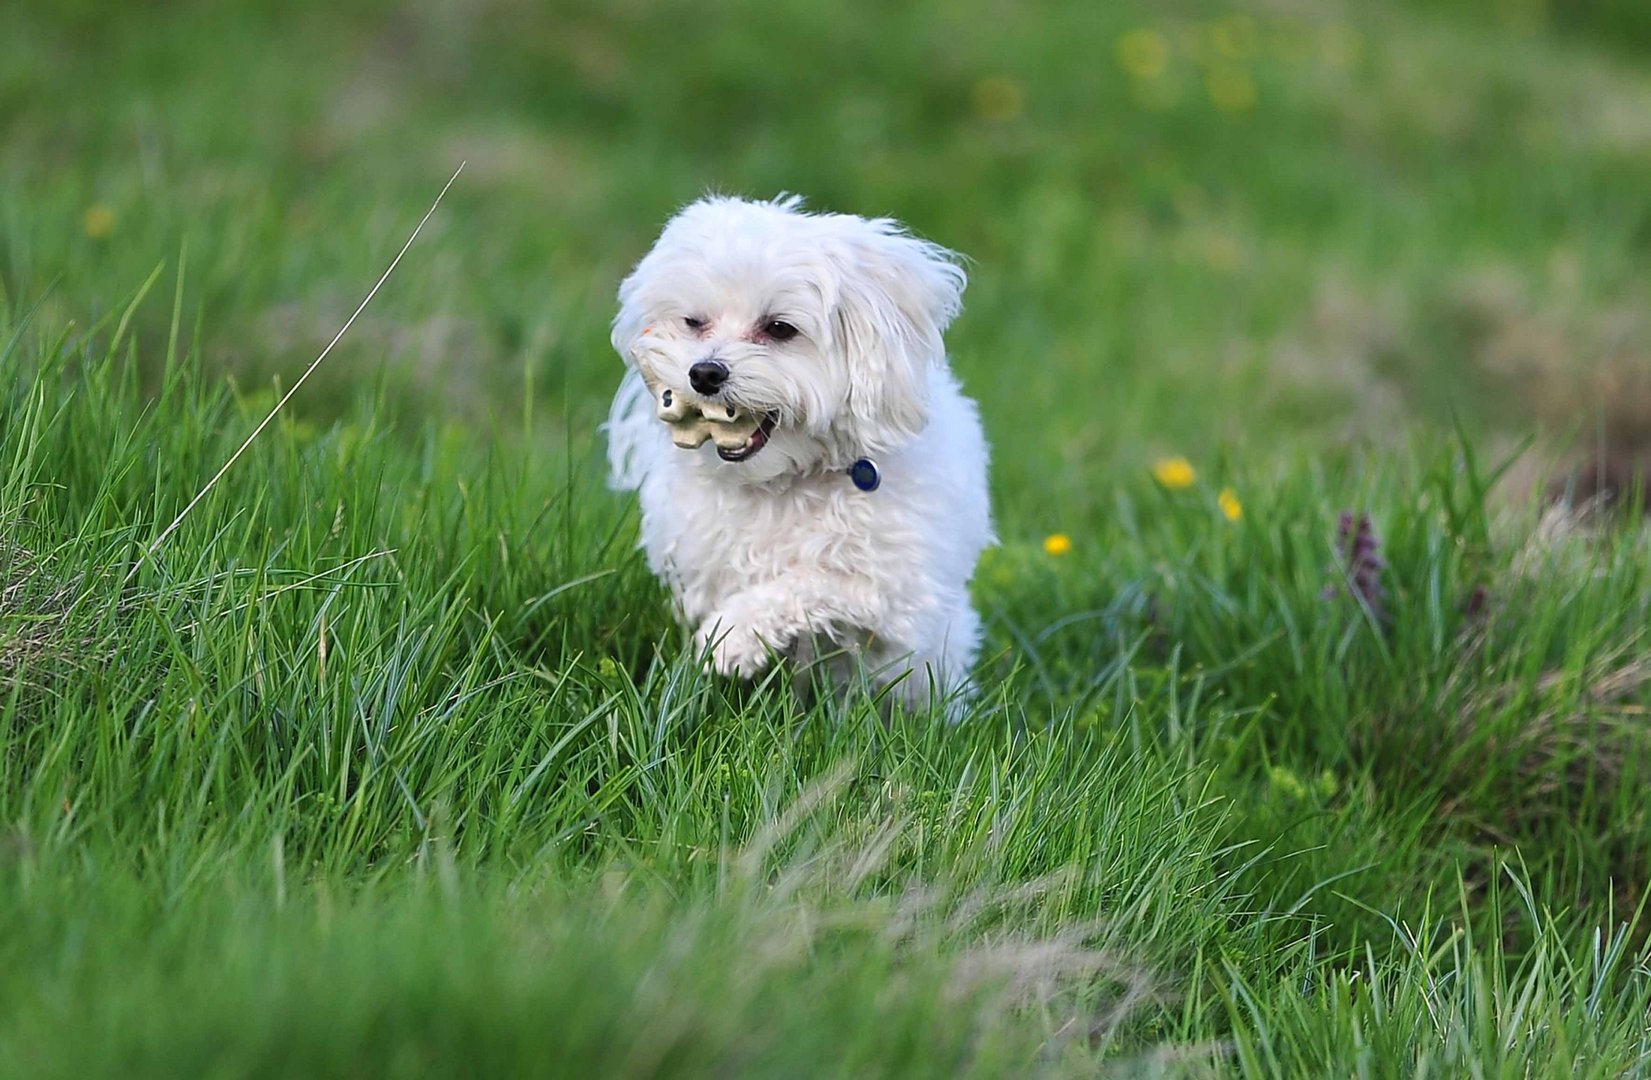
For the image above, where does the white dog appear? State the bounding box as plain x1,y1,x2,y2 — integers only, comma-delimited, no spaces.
605,195,993,712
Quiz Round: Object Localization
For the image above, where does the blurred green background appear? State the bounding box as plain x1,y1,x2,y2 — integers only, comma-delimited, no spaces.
5,0,1649,523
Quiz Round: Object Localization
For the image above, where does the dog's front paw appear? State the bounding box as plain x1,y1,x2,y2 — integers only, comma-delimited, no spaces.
713,625,772,679
695,607,785,680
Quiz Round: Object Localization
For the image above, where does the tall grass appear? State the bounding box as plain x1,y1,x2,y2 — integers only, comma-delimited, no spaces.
3,270,1648,1073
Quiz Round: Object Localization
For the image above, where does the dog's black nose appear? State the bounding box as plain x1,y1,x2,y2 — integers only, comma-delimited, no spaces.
688,359,730,395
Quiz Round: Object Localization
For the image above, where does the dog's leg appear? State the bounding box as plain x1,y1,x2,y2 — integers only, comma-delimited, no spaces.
694,580,982,721
694,576,891,681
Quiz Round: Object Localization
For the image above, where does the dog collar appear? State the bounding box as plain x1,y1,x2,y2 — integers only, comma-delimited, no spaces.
849,458,880,492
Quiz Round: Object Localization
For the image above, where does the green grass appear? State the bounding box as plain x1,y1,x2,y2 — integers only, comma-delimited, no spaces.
3,0,1651,1074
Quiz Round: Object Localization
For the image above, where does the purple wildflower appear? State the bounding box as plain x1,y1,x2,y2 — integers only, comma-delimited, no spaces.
1323,511,1388,623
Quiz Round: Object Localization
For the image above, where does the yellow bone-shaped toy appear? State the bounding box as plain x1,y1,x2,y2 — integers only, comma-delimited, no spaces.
632,328,764,451
646,376,763,451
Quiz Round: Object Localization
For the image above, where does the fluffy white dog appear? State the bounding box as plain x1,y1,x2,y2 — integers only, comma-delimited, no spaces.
605,195,993,712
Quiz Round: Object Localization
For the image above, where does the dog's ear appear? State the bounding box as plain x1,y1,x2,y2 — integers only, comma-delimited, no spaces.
610,265,652,366
830,221,966,447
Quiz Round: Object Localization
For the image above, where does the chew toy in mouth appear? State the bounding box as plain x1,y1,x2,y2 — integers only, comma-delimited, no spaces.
713,413,777,462
648,378,776,462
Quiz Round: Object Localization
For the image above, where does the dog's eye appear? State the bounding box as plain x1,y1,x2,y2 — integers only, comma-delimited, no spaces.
684,316,706,331
763,319,799,342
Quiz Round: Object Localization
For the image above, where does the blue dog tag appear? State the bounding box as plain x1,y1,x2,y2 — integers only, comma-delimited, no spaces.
849,458,880,492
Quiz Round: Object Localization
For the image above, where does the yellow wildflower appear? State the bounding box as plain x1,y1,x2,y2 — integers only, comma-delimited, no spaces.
1043,533,1073,556
1268,765,1308,802
1218,487,1243,521
1152,456,1196,490
1200,232,1242,272
1115,29,1170,80
1319,23,1362,70
1206,66,1257,113
1208,15,1259,61
81,204,116,240
972,76,1024,123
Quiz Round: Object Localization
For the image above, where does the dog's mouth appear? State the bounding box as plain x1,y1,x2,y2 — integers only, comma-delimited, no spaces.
716,413,778,462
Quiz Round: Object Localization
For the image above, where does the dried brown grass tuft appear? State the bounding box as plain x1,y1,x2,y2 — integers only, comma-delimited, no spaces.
1459,645,1651,796
707,768,1170,1068
1,538,80,686
1445,268,1651,514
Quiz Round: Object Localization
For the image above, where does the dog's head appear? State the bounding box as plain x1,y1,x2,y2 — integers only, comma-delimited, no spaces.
612,195,966,481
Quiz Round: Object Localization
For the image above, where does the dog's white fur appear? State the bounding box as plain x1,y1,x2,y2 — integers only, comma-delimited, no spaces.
606,195,993,711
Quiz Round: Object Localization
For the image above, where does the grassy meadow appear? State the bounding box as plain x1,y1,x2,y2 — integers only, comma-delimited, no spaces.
3,0,1651,1074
